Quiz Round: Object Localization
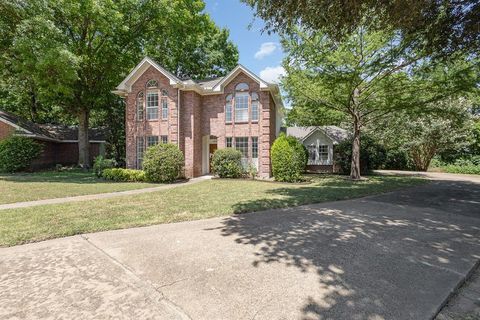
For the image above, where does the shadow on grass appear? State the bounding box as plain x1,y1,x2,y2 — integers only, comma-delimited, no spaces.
215,178,480,319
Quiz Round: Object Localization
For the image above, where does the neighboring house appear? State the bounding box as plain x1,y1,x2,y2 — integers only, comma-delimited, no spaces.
0,109,106,169
285,126,348,173
113,57,283,178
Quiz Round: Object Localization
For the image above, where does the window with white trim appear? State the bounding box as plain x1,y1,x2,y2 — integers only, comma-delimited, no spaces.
161,89,168,119
251,137,258,158
146,91,159,120
226,137,232,148
235,137,248,158
147,136,158,147
235,92,249,122
251,92,259,122
235,83,249,91
319,145,329,162
307,145,316,163
225,94,232,123
136,92,144,120
160,135,168,144
136,136,144,169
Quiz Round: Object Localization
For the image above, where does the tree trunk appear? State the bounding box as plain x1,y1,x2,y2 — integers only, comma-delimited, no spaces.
350,115,361,180
78,108,90,169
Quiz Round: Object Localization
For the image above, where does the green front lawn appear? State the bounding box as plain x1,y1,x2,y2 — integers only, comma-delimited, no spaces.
0,170,158,204
0,174,427,247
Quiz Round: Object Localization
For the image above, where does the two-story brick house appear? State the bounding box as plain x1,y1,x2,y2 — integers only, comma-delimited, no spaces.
113,57,283,178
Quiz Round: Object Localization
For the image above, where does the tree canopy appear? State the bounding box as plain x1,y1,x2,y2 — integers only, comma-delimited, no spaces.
242,0,480,55
282,25,478,178
0,0,239,165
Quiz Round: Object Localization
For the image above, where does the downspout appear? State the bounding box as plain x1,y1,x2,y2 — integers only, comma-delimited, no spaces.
177,87,180,147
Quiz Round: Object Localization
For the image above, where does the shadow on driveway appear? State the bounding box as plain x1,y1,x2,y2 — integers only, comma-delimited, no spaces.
217,178,480,319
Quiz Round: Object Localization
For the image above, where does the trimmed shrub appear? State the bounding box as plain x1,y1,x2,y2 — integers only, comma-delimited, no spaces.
143,143,184,183
0,136,42,173
336,135,386,174
93,156,117,177
211,148,243,178
102,168,146,182
271,134,307,182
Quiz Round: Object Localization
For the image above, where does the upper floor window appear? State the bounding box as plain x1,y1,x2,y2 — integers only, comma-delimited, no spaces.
161,89,168,120
146,91,159,120
235,83,249,91
225,94,233,123
235,92,249,122
146,79,158,88
251,92,259,122
136,92,144,121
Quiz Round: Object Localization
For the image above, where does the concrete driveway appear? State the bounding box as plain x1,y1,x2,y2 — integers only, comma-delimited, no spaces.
1,173,479,319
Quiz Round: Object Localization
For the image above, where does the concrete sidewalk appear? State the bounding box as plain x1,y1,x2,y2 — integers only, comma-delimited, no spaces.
1,172,479,319
0,175,211,210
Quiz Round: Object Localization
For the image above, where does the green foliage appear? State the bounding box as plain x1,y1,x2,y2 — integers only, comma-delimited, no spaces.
143,144,184,183
0,136,42,173
241,0,479,55
102,168,146,182
336,135,386,174
280,25,478,179
211,148,244,178
441,164,480,175
0,0,239,165
383,149,413,170
93,156,117,178
271,134,307,182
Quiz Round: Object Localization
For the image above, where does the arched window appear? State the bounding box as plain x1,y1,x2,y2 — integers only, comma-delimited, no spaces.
234,84,249,122
146,79,158,88
225,94,233,123
251,92,259,122
136,92,144,120
235,83,249,92
161,89,168,119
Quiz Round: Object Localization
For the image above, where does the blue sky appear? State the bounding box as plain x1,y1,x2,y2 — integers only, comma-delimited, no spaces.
203,0,286,84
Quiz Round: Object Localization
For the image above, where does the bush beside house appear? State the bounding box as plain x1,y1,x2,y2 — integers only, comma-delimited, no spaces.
336,135,386,174
271,134,307,182
0,136,42,173
93,156,117,177
211,148,243,178
143,143,184,183
102,168,146,182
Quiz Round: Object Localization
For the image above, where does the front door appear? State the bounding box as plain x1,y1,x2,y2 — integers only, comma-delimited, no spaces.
209,144,217,172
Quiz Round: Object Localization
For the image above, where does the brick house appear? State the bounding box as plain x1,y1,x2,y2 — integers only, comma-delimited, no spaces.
0,109,105,170
113,57,283,178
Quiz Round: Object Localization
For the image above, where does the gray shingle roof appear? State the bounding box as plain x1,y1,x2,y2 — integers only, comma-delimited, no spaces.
0,109,106,142
285,126,349,144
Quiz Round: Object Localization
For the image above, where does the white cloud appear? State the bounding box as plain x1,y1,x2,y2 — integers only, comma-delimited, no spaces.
259,66,285,83
254,42,278,60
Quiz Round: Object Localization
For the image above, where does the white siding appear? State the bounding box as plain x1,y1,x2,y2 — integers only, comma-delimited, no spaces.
303,130,334,165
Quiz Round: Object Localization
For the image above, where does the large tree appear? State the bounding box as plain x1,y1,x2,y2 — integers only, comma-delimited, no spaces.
0,0,238,167
282,26,478,179
242,0,479,55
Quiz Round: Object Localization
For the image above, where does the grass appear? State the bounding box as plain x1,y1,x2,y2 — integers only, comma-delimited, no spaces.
0,174,427,247
0,169,159,204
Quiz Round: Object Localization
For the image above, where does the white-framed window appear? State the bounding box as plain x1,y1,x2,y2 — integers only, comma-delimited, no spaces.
251,92,259,122
235,92,249,122
136,136,144,169
146,91,159,120
307,145,317,163
235,83,249,91
136,92,144,121
161,89,168,120
225,94,233,123
235,137,248,158
319,145,329,162
251,137,258,158
160,135,168,144
147,136,158,147
226,137,232,148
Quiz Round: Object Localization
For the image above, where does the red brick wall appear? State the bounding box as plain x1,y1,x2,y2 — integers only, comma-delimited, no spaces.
0,121,15,140
125,68,278,178
30,141,102,170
